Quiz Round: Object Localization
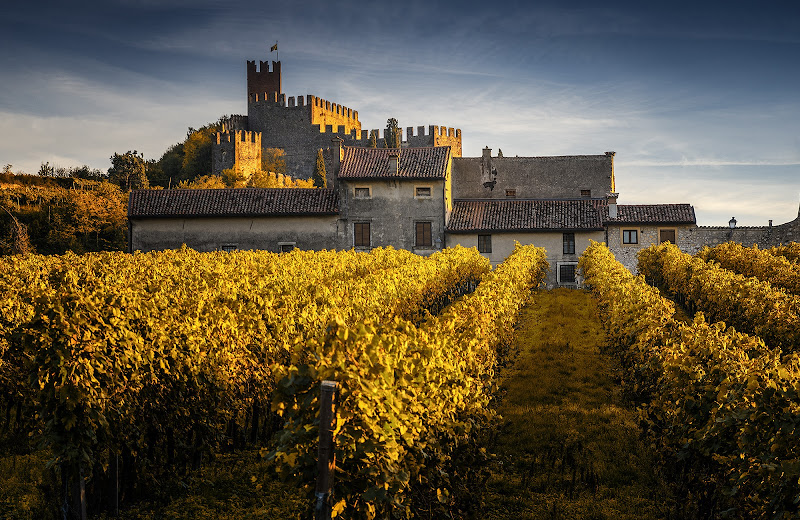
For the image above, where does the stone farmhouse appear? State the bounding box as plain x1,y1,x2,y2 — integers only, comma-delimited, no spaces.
129,57,800,287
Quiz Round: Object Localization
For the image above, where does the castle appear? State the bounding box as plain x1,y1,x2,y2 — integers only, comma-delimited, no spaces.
129,55,800,287
212,59,462,181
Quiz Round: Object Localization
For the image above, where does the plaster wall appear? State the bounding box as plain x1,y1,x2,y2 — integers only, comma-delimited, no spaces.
445,230,604,287
131,216,339,253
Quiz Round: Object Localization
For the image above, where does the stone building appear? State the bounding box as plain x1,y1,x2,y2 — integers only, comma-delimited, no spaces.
603,197,697,272
128,188,339,253
336,145,452,252
129,52,800,286
130,145,696,287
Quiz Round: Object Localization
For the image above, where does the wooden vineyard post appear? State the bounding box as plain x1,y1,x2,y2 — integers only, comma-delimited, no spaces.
315,380,339,520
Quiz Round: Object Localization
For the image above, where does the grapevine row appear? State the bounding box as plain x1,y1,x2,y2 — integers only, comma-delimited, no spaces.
579,241,800,519
697,242,800,294
769,242,800,263
0,246,490,514
270,243,549,518
637,242,800,353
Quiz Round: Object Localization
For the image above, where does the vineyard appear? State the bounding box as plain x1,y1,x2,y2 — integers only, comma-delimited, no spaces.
1,240,799,519
581,241,800,519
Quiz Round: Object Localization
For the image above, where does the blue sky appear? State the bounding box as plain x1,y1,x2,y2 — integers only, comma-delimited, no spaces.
2,1,798,226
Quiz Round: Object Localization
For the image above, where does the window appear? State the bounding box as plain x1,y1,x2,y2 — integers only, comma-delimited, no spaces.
354,187,371,199
659,229,676,244
415,186,432,198
580,189,591,198
279,242,296,253
478,234,492,253
562,233,575,255
559,263,577,284
622,229,638,244
415,222,432,248
505,189,516,198
221,244,237,252
354,222,370,247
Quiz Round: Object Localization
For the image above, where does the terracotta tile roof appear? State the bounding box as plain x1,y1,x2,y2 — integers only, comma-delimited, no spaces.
338,146,450,179
128,188,338,218
604,204,696,224
446,199,604,233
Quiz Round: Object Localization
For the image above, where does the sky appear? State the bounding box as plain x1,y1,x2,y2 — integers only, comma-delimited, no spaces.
1,0,799,226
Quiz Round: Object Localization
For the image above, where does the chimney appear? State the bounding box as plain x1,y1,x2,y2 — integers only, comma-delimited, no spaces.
388,151,399,175
607,192,619,219
481,147,496,189
330,137,344,174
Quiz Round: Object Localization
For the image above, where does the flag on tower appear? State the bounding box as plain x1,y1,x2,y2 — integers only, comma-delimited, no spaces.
270,42,278,52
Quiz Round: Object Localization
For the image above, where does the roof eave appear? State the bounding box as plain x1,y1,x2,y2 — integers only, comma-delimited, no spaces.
130,211,340,219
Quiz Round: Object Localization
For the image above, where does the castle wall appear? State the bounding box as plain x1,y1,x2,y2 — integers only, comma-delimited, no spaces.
247,94,367,180
403,126,462,156
452,151,614,200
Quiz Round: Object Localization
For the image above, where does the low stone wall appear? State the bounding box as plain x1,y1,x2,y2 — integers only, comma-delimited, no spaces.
684,215,800,253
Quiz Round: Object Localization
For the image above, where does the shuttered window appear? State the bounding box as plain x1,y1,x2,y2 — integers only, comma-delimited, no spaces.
563,233,575,254
354,222,370,247
478,234,492,253
659,229,676,244
415,222,432,247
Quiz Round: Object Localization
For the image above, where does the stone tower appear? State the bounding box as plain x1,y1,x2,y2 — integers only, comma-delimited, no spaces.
247,60,281,100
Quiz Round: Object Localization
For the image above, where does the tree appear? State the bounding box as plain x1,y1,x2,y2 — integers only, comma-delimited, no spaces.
312,149,327,188
385,118,401,149
38,162,55,177
181,125,219,179
262,148,287,174
368,130,378,148
221,167,250,188
177,174,228,190
108,150,149,191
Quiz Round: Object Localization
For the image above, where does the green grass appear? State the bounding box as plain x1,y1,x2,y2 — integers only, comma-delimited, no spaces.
483,288,672,519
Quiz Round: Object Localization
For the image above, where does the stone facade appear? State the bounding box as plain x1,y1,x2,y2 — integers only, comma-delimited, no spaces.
682,215,800,254
339,179,448,252
606,224,696,272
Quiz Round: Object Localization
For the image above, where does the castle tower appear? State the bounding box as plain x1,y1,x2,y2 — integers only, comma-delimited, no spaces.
247,60,282,99
213,130,263,176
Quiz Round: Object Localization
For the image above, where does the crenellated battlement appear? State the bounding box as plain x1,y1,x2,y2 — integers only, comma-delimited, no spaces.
404,125,462,139
215,130,261,145
220,115,249,133
247,93,359,123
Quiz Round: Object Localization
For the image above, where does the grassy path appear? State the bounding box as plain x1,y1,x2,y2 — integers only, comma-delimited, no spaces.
483,288,671,519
